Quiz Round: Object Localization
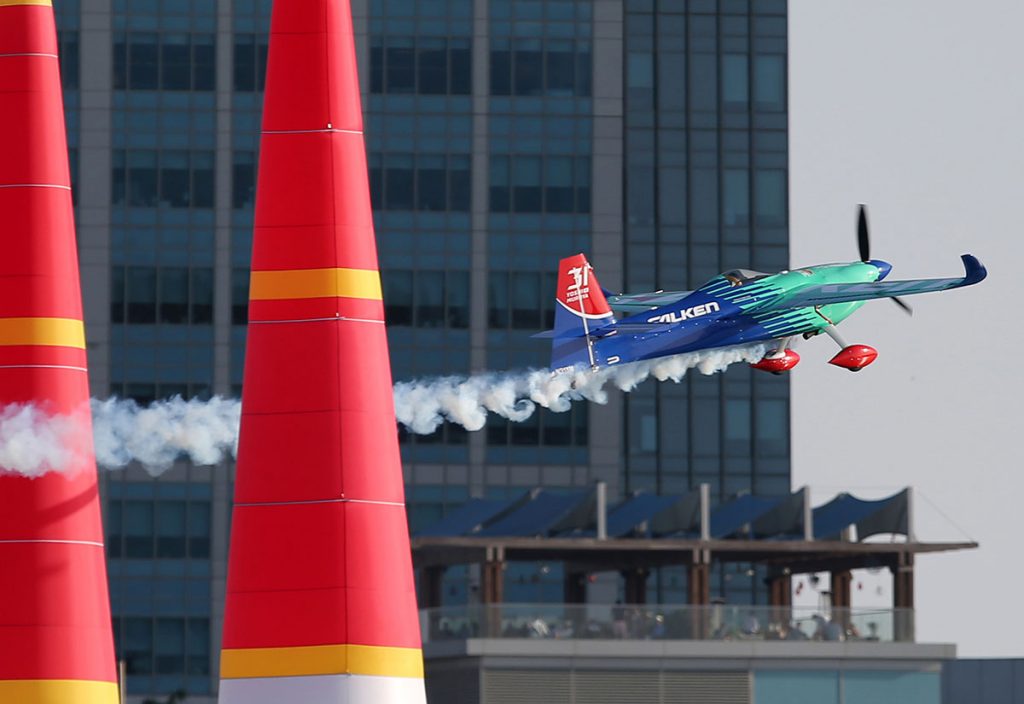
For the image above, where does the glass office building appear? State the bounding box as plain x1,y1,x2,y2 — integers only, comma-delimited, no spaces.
55,0,788,698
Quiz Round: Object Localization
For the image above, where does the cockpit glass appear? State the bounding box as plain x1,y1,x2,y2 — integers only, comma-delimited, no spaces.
722,268,771,285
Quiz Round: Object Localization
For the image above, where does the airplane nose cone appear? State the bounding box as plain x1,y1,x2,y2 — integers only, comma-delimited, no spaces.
868,259,892,281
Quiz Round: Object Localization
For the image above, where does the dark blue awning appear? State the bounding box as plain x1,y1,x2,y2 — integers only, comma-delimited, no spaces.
604,493,680,537
710,495,783,538
414,497,521,537
813,490,908,540
477,489,593,537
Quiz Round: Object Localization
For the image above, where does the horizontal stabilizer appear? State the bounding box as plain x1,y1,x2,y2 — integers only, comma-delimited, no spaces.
607,289,693,313
533,322,671,340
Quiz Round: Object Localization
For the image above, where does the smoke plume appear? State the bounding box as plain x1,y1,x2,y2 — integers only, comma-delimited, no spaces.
0,345,764,477
393,344,767,434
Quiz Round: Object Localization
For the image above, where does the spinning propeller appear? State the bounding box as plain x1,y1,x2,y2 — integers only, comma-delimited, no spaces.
857,204,912,315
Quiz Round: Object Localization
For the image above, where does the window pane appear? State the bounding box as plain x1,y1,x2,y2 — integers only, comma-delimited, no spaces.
154,618,185,674
188,501,211,558
156,501,187,558
187,619,211,675
124,500,154,558
754,54,785,111
111,265,126,323
722,53,749,108
159,267,189,324
384,153,414,210
489,155,510,212
510,271,541,329
113,32,128,89
125,617,154,675
160,150,190,207
417,38,447,94
446,271,470,329
128,150,158,207
383,270,413,325
449,154,471,211
416,154,446,211
192,35,216,91
490,39,511,95
127,267,157,323
513,38,543,95
233,35,255,91
370,38,384,93
232,151,255,209
755,169,786,225
416,271,445,327
129,32,159,89
512,156,542,212
546,40,574,95
231,268,249,325
191,151,215,208
450,38,471,94
544,156,574,213
542,409,571,446
160,34,190,90
723,169,750,226
488,271,508,328
190,268,214,324
386,40,415,93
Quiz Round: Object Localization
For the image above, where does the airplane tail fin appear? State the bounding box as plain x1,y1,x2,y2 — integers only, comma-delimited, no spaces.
548,253,616,370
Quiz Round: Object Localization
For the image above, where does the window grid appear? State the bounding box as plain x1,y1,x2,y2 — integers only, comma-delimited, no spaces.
370,35,471,96
113,32,216,92
381,269,470,329
112,149,215,209
368,152,471,213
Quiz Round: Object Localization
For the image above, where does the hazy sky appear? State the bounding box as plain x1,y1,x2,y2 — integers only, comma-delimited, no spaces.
788,0,1024,656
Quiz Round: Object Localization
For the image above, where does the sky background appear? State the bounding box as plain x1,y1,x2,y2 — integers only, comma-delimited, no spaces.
788,0,1024,656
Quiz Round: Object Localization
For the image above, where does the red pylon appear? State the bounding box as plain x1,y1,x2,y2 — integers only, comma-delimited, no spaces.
219,1,425,702
0,1,118,702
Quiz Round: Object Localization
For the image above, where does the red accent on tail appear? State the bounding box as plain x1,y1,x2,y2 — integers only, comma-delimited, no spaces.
829,345,878,371
750,349,801,373
556,253,612,319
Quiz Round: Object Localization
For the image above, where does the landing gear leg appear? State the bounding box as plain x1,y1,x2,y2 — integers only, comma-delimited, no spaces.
823,325,848,350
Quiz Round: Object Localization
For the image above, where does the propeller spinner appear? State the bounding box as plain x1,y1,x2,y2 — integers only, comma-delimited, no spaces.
857,204,912,316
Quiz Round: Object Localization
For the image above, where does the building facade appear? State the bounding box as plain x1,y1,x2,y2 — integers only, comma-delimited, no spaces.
55,0,789,698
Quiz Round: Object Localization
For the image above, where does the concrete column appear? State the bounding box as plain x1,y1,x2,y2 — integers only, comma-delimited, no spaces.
78,0,113,396
468,0,490,486
212,0,234,395
586,0,625,500
893,552,915,641
688,550,711,639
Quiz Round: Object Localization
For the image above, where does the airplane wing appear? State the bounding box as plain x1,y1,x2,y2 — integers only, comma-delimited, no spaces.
761,255,987,310
605,289,693,313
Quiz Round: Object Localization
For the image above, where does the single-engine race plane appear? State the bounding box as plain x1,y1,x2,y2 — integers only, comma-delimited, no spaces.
537,206,987,374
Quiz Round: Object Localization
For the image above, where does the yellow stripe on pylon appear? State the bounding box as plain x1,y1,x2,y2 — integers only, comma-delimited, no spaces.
0,0,53,6
0,680,119,703
249,267,383,302
220,644,424,679
0,318,86,348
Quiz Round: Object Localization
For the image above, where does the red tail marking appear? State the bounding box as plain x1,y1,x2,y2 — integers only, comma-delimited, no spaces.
556,253,612,319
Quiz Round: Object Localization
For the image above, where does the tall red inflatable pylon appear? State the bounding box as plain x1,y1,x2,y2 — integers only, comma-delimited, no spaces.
218,1,426,702
0,1,119,702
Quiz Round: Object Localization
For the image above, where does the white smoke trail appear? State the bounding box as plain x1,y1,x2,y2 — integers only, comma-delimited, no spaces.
0,344,765,476
393,344,768,435
91,396,241,473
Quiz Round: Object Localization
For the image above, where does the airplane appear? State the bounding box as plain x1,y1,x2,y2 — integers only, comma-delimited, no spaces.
537,206,987,374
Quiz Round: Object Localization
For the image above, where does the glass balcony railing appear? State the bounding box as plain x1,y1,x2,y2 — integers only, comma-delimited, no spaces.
420,603,915,643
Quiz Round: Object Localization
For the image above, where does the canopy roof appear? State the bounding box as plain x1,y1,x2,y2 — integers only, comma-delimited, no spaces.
414,486,912,542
